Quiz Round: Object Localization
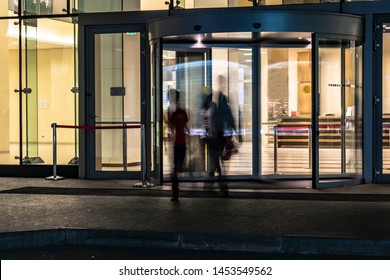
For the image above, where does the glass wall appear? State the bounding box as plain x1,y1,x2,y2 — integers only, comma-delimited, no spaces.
0,10,77,166
0,19,18,164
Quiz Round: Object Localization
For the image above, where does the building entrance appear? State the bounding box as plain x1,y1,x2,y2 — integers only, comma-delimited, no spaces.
149,11,364,188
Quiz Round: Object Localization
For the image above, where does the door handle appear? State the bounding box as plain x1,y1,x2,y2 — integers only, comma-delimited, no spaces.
89,114,98,119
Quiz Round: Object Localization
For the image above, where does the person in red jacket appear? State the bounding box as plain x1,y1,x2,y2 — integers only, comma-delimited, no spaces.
169,90,189,202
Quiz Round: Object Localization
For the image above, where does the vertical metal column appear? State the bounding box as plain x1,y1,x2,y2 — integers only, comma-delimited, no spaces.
273,125,278,174
312,33,319,189
133,124,154,187
123,124,128,172
341,45,347,174
46,123,64,180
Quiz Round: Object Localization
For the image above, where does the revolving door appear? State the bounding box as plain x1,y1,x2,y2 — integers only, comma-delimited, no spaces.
149,11,364,188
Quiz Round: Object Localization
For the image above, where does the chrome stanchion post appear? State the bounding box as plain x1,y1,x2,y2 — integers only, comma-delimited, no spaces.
46,123,65,180
273,125,278,175
133,124,154,188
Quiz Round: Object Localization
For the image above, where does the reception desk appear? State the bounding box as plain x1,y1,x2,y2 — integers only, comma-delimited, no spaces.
266,116,361,148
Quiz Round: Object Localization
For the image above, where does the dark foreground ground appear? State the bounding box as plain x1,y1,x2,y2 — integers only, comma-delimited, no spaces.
2,177,390,259
1,245,388,260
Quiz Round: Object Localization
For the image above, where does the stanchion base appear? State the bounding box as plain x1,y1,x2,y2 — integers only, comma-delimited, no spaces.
133,181,155,188
45,175,65,181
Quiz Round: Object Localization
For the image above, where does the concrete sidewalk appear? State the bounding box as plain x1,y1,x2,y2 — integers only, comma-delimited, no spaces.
1,177,390,258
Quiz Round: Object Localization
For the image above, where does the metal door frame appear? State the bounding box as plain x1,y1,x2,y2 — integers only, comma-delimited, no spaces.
81,24,147,179
312,33,364,188
373,15,390,183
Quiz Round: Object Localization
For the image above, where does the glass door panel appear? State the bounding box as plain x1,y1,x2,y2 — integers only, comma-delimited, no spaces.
162,50,208,177
345,42,363,176
318,38,343,177
316,36,363,187
261,46,312,176
213,48,253,176
161,47,252,179
94,32,141,173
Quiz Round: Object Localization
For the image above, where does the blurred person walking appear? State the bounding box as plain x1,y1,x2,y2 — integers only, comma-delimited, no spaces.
169,89,189,202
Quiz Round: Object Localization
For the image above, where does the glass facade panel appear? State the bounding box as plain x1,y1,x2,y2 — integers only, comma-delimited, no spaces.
1,16,77,166
78,0,122,13
5,0,19,16
52,0,68,14
24,17,77,165
94,32,141,171
22,0,53,15
22,18,39,163
0,0,368,184
383,24,390,174
7,0,370,13
0,0,379,16
0,19,19,164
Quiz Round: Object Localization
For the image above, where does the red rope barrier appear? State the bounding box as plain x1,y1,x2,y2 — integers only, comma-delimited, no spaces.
55,124,141,130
